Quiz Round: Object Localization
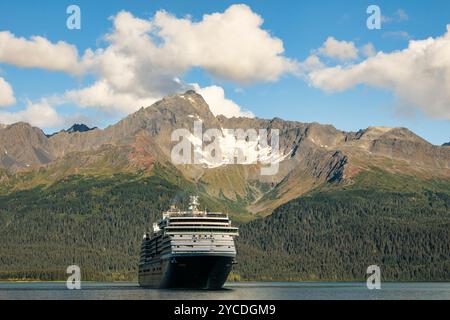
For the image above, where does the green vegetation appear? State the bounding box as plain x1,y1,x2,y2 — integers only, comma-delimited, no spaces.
0,167,251,281
0,168,449,281
0,173,182,281
349,168,450,194
236,183,450,281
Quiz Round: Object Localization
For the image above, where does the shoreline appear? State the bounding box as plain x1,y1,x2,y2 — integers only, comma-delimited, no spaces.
1,280,449,284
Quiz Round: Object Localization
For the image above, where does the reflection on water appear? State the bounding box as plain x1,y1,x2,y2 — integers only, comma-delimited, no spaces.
0,282,449,300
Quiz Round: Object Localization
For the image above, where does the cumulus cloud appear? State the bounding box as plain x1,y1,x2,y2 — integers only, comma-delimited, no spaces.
0,31,82,74
317,37,359,62
298,54,325,75
149,5,298,82
306,25,450,120
0,77,16,106
362,43,376,57
64,80,159,114
0,99,63,128
64,5,296,117
1,5,297,123
193,84,254,118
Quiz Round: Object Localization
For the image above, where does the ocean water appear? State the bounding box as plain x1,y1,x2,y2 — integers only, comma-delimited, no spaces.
0,282,449,300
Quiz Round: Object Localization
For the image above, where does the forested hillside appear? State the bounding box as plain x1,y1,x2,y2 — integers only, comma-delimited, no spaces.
0,169,449,281
0,173,182,280
236,188,450,281
0,166,249,281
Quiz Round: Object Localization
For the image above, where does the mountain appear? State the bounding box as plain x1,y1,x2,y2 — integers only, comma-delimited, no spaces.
0,122,53,170
1,91,448,214
66,123,97,134
46,124,97,138
0,91,449,281
443,142,450,147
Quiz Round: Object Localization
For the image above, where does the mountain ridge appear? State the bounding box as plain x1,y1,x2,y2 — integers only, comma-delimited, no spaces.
1,91,449,215
46,123,97,138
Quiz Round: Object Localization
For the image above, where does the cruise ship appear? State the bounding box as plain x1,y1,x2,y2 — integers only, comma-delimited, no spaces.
138,196,239,289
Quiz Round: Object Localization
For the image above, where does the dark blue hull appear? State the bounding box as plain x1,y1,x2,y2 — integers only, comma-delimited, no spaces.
139,255,234,289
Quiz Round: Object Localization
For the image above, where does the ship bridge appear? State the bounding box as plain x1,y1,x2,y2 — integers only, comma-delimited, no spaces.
157,196,238,258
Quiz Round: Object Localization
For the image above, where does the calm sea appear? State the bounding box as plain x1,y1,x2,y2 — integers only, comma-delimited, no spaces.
0,282,449,300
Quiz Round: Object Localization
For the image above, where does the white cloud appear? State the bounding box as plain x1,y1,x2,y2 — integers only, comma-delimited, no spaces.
317,37,359,62
0,31,82,74
299,54,325,74
149,5,298,82
193,84,254,118
64,80,158,114
306,25,450,120
362,43,376,57
0,99,63,128
1,5,297,123
65,5,294,117
0,77,16,106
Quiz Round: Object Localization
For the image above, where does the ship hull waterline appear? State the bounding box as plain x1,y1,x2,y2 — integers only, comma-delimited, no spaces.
139,255,234,290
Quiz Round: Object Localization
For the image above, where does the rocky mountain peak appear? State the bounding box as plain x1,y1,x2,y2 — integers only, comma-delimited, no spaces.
1,122,46,139
158,90,213,119
0,92,449,195
47,123,97,138
352,126,431,147
0,122,52,169
357,126,393,140
381,127,430,144
0,92,449,217
67,124,96,134
6,121,33,129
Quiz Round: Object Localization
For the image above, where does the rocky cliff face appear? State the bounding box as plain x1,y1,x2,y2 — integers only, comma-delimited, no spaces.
0,122,53,170
1,91,449,214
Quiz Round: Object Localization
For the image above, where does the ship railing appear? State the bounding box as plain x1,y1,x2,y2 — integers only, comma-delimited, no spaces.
165,231,239,237
163,211,228,218
165,225,238,230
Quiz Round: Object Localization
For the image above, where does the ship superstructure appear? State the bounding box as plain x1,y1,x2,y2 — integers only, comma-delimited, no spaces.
138,196,239,289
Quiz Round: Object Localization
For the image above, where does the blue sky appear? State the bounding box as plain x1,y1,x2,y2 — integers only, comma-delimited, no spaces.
0,0,449,145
